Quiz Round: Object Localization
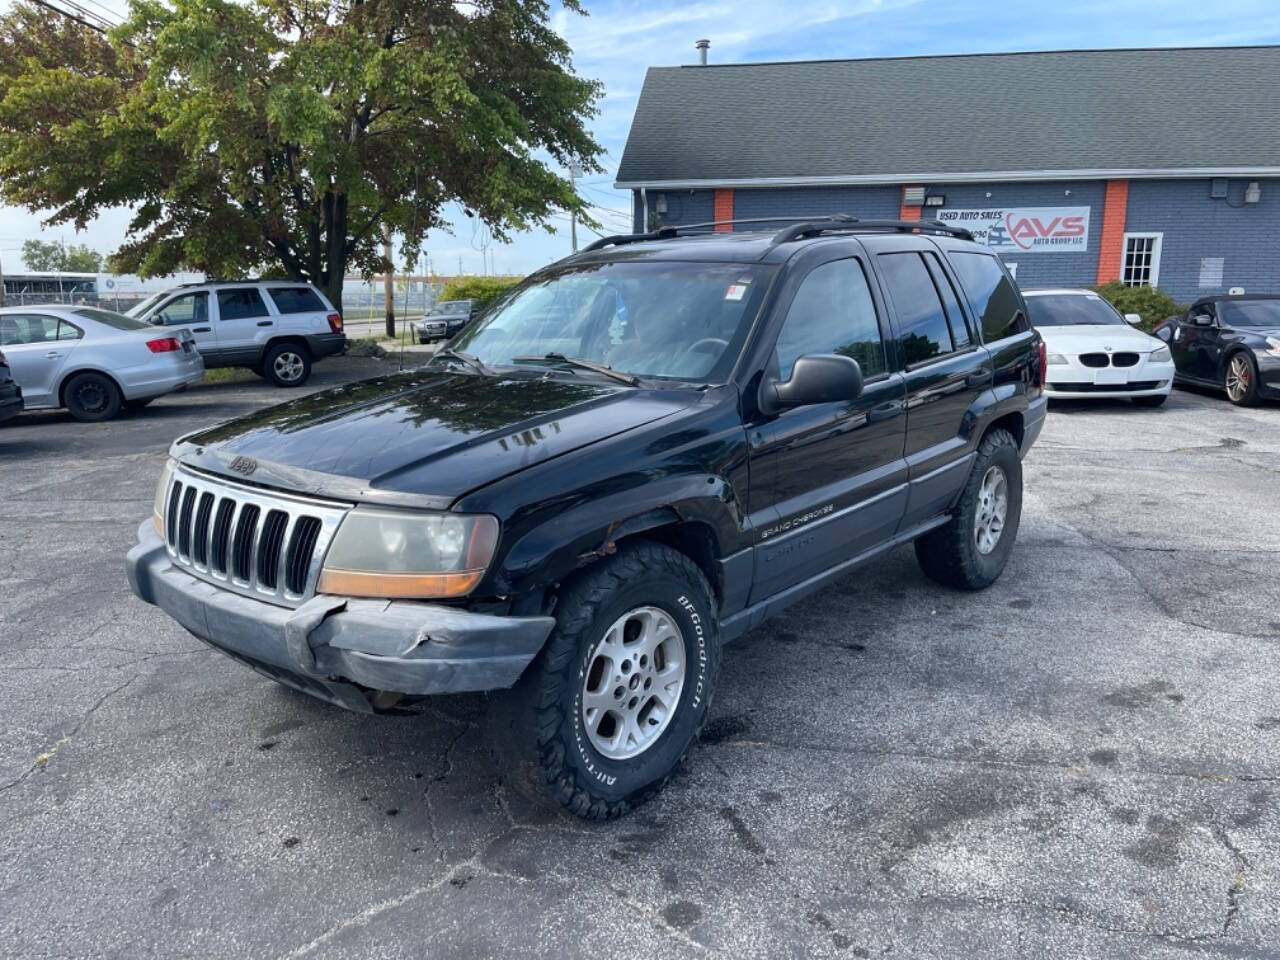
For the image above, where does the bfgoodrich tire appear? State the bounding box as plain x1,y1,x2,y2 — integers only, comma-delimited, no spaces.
534,542,719,819
914,428,1023,590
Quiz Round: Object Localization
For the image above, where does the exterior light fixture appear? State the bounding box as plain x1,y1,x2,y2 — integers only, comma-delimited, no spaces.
924,195,945,207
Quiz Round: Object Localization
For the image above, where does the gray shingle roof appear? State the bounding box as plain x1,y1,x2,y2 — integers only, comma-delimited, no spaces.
614,47,1280,187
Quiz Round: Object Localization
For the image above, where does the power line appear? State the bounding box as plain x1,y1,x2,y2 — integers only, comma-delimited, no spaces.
28,0,110,34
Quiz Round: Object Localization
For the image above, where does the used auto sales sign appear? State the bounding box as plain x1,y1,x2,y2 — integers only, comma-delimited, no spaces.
936,206,1090,254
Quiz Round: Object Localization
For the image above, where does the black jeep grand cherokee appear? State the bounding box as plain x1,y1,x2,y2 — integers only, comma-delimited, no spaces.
127,216,1046,818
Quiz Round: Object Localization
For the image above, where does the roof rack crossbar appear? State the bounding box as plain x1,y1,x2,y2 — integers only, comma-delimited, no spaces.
580,226,678,253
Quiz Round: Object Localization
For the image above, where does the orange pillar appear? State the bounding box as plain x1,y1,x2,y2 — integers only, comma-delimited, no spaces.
900,184,923,220
1096,180,1129,284
713,189,735,231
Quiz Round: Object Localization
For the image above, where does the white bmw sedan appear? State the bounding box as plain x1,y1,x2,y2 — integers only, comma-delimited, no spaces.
0,305,204,422
1023,289,1175,407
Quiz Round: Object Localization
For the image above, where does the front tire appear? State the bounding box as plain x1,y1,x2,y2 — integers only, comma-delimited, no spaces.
535,542,719,819
63,372,122,422
1225,352,1259,406
914,428,1023,590
263,343,312,387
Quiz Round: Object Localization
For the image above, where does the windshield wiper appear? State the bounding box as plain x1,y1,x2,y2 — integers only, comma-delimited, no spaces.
433,347,492,376
512,353,640,387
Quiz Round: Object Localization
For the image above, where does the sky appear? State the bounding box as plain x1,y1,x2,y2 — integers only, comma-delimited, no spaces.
2,0,1280,277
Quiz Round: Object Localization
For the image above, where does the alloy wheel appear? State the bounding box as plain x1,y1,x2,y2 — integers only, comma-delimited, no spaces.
273,351,305,383
974,465,1008,556
1226,355,1251,403
581,605,686,761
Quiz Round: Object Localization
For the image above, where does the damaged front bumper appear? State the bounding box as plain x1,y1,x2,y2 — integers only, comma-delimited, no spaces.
125,521,554,713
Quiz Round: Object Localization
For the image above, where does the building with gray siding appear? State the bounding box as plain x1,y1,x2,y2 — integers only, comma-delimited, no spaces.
615,47,1280,303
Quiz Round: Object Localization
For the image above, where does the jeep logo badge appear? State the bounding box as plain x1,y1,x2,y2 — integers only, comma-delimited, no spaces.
228,456,258,476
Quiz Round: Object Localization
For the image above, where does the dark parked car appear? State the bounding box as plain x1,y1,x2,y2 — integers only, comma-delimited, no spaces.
0,348,23,423
414,299,476,342
1153,294,1280,405
127,216,1047,818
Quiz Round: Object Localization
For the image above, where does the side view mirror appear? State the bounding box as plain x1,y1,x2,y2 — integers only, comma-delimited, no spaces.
1193,314,1214,327
760,353,863,415
1123,313,1143,325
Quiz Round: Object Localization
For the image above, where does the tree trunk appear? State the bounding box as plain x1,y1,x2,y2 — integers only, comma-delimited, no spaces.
320,189,349,317
382,223,395,338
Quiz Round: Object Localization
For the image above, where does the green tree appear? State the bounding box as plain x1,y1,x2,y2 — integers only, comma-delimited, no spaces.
440,274,522,307
0,0,601,311
21,238,103,272
1094,282,1186,332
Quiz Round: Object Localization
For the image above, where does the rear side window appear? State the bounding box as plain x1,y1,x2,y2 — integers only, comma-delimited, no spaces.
876,252,954,366
947,252,1028,342
0,314,81,345
217,288,268,321
268,287,326,314
922,252,972,349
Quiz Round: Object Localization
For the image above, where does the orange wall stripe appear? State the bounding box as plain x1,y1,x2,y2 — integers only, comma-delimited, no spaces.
713,189,734,231
1096,179,1129,284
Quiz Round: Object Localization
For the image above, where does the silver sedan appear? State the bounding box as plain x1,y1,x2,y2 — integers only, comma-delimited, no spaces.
0,305,205,421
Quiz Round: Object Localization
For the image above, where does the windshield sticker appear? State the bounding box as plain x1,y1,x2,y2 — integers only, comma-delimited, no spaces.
725,282,749,302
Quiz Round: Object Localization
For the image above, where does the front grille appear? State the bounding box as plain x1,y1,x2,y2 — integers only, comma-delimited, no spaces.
1048,381,1161,393
1111,352,1139,367
163,467,350,607
1079,353,1109,368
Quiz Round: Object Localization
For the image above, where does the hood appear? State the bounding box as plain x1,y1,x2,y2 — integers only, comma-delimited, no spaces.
175,370,693,503
1037,324,1163,351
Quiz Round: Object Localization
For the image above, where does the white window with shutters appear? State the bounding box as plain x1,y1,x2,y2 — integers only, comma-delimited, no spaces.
1120,233,1163,287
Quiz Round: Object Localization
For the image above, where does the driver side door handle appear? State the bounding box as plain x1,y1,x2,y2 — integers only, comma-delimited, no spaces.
192,326,211,333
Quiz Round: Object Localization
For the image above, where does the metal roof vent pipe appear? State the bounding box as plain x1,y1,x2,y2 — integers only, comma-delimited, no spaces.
696,39,710,65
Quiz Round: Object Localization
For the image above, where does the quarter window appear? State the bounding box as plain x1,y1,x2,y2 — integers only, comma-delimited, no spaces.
947,251,1028,342
268,287,326,314
775,258,886,381
877,252,954,366
216,288,268,321
1121,233,1162,287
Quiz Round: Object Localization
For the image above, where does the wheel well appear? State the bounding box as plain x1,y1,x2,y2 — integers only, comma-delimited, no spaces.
58,368,123,408
617,521,722,608
266,336,311,359
982,411,1024,449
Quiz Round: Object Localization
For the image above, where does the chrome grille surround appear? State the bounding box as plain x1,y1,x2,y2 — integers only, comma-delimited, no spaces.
163,465,351,607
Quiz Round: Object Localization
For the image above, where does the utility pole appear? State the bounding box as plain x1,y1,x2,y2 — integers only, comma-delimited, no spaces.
382,223,395,338
568,161,582,253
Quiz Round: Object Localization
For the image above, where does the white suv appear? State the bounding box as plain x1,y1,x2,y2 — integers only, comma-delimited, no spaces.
127,281,346,387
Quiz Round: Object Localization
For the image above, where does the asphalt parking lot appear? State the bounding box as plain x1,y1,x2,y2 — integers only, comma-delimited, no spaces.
2,364,1278,959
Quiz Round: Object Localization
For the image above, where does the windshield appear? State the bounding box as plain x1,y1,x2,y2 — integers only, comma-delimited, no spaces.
1218,299,1280,328
432,300,470,316
1025,293,1125,327
74,307,152,331
448,260,773,382
125,292,166,318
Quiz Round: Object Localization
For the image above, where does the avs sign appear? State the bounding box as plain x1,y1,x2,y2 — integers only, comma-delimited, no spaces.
936,206,1090,254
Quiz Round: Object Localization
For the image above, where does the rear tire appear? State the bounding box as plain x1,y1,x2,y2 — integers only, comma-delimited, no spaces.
1132,395,1167,408
63,372,122,422
263,343,311,387
914,428,1022,590
534,542,719,819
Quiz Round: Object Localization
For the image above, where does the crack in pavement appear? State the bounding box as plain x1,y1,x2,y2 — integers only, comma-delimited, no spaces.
1212,826,1251,937
0,674,138,794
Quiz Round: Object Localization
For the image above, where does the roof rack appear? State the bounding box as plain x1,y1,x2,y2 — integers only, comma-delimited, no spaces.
577,214,973,253
771,218,974,243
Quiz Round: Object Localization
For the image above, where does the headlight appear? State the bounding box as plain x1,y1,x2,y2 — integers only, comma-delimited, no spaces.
1265,336,1280,358
317,507,499,599
1149,345,1172,363
152,457,177,536
1046,352,1068,365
